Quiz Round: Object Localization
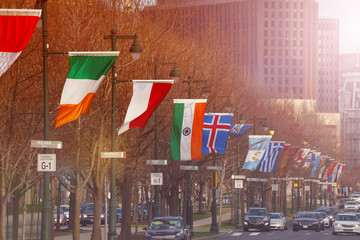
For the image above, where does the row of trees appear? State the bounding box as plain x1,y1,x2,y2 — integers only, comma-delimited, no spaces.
0,1,342,240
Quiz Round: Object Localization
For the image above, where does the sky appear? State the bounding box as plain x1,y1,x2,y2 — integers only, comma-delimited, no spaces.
317,0,360,54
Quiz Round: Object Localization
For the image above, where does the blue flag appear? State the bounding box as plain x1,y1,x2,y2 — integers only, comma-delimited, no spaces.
310,153,321,178
202,113,233,154
229,124,252,138
242,135,272,171
257,141,285,173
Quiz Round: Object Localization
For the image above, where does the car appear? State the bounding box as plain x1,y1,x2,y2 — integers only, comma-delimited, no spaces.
243,207,271,232
316,206,335,223
60,205,70,223
344,201,359,212
339,198,351,209
314,212,325,230
318,211,330,228
350,195,360,203
143,216,191,240
333,213,360,235
54,207,67,226
270,213,287,231
292,212,321,232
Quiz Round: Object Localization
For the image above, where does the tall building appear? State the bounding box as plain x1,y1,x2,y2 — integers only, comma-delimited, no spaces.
151,0,319,100
317,17,339,113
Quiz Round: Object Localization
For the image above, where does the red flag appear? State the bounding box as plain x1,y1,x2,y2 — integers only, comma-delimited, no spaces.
327,162,337,180
0,9,41,77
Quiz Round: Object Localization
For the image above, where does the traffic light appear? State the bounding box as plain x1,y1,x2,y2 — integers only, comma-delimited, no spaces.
211,172,219,188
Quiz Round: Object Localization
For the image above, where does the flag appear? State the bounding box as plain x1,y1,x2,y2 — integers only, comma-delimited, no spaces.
118,80,173,135
0,9,41,77
293,148,311,167
229,124,252,138
303,151,315,169
333,163,343,183
257,141,285,173
336,164,346,181
202,113,233,154
317,157,329,179
278,145,299,177
170,99,207,161
327,162,337,181
56,52,119,128
310,155,322,178
241,135,272,171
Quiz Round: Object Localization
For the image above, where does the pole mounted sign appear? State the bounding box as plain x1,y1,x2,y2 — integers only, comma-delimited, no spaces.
37,154,56,172
31,140,62,149
151,173,163,185
206,166,222,171
101,152,126,158
234,180,243,189
146,160,167,165
180,165,198,171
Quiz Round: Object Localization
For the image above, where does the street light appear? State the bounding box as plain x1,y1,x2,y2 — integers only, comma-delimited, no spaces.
149,59,180,218
104,29,142,240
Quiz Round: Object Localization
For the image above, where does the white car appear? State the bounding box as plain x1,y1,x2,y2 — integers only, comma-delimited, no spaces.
318,212,330,228
344,201,359,212
333,213,360,235
270,213,287,231
350,195,360,203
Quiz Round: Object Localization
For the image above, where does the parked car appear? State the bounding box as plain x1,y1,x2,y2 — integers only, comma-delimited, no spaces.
344,201,359,212
316,206,335,223
270,213,287,231
339,198,351,209
60,205,70,223
243,207,271,232
292,212,321,232
143,216,191,240
333,213,360,235
314,212,325,230
54,207,67,226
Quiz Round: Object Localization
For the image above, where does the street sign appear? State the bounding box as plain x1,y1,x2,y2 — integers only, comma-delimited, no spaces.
100,152,126,158
272,184,279,191
259,179,268,182
305,186,310,191
247,178,260,182
179,165,198,171
151,173,163,185
231,175,246,180
206,166,222,171
234,180,243,189
146,160,167,165
37,154,56,172
31,140,62,149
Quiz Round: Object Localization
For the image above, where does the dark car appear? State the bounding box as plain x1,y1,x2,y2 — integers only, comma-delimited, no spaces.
316,206,335,224
339,198,351,209
80,203,106,225
107,208,122,223
293,212,321,232
243,207,271,232
143,216,191,240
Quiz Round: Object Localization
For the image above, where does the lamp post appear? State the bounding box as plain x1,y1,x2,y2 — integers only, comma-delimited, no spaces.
235,113,242,229
150,59,180,218
250,116,270,207
104,29,142,240
210,155,219,233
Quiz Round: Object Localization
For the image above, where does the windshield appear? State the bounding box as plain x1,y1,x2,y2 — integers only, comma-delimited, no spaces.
336,215,359,222
247,208,267,216
346,201,357,205
270,214,281,219
297,212,315,218
149,219,182,230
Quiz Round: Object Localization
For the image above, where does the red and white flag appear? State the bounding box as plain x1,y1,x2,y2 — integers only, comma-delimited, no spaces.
118,80,173,135
0,9,41,77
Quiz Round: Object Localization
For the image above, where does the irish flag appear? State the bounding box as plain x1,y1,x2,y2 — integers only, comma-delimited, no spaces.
170,99,207,161
118,80,174,135
0,9,41,77
56,52,119,128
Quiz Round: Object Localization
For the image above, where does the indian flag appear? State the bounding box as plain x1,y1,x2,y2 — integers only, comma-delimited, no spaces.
0,9,41,77
56,52,119,128
170,99,207,161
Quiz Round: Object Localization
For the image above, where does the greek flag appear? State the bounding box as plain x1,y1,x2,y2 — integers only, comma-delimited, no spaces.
257,141,285,173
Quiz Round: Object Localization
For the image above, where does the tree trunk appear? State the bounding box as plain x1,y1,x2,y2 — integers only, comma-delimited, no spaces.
91,183,103,240
169,185,179,216
117,170,133,240
72,174,82,240
69,192,75,230
198,183,204,214
22,192,27,240
12,194,20,240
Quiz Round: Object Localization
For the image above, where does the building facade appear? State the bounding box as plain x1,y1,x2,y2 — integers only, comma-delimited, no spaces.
317,18,339,113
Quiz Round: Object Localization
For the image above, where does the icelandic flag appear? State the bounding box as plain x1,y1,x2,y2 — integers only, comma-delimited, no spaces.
202,113,233,154
257,141,285,173
229,124,252,138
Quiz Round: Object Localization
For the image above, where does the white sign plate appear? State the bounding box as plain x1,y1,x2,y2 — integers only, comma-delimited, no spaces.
235,180,243,189
37,154,56,172
206,166,222,171
151,173,163,185
101,152,126,158
232,175,246,180
146,160,167,165
31,140,62,149
272,184,279,191
180,165,198,171
305,186,310,191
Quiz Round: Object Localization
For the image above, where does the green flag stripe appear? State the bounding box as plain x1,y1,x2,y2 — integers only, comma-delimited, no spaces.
67,55,117,80
170,103,184,161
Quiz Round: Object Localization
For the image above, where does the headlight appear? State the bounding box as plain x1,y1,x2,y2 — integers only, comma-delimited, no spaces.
101,214,104,218
263,217,268,221
264,222,269,225
355,224,359,227
244,222,248,225
175,230,184,237
335,223,341,227
83,214,87,218
144,232,151,237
